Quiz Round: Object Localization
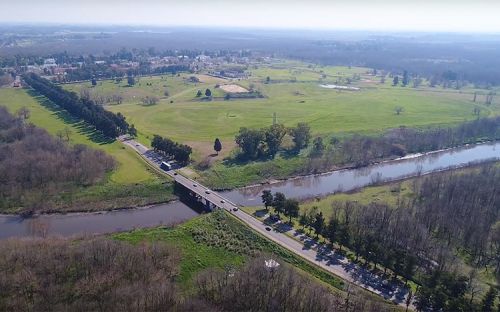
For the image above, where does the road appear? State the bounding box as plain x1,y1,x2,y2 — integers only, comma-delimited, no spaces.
121,137,410,306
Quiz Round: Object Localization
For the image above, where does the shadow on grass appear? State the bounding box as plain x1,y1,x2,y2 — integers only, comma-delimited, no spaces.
26,89,115,145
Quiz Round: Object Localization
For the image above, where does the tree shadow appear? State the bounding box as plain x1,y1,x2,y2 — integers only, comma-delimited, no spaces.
26,89,115,145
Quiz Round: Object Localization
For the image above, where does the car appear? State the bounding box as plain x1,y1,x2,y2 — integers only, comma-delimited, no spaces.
220,200,225,203
232,207,239,211
265,227,271,231
205,190,210,194
173,172,178,176
193,184,197,187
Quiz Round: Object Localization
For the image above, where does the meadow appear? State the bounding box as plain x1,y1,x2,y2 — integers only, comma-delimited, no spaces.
61,60,500,188
0,88,174,212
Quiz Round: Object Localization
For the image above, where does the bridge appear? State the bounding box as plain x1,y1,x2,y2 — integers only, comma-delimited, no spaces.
166,171,239,212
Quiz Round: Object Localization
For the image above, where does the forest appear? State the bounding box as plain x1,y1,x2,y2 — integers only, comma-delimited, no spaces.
0,106,115,213
296,164,500,311
22,73,130,138
0,237,387,312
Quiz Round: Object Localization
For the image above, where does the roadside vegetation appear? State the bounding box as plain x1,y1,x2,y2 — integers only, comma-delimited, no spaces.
0,88,174,213
246,163,500,310
0,210,399,312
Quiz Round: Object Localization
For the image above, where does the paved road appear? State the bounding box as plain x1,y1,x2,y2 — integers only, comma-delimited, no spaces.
121,137,410,306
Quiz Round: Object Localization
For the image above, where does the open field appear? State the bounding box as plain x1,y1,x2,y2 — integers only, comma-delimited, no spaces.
220,83,249,93
60,60,500,189
0,88,174,212
64,62,500,157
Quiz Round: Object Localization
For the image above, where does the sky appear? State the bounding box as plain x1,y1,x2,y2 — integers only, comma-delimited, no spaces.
1,0,500,33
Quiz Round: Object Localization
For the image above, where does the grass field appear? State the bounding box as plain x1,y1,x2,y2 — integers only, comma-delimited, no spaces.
64,62,500,158
0,88,174,212
59,60,500,189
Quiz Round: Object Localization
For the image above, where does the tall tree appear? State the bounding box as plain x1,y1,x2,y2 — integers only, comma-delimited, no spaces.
264,124,286,157
393,76,399,86
283,199,300,224
273,192,286,217
235,127,264,159
261,190,273,211
289,122,311,150
205,89,212,97
213,138,222,155
312,212,325,239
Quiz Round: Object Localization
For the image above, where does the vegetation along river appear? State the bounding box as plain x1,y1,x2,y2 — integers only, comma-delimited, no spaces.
0,142,498,239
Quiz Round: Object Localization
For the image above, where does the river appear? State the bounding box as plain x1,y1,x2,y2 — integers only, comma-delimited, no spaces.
0,142,498,239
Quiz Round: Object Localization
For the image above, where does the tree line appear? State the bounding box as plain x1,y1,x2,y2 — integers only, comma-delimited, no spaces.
294,164,499,311
303,116,500,172
0,106,115,213
23,73,130,138
151,135,192,163
235,122,311,159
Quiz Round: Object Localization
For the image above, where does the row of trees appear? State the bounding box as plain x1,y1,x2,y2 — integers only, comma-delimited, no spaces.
261,191,300,223
300,164,499,310
151,135,192,163
23,73,130,138
303,116,500,172
0,106,115,213
235,122,311,159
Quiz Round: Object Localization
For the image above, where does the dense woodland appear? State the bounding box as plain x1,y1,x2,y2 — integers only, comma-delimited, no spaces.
0,237,388,312
0,106,115,212
22,73,130,138
293,164,500,311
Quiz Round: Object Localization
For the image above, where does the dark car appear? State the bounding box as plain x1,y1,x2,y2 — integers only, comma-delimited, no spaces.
265,227,272,231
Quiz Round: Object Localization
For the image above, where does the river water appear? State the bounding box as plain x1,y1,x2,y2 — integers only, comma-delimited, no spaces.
0,142,498,239
221,142,500,206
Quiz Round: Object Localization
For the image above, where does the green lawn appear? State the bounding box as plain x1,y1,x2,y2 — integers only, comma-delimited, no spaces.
60,61,500,189
0,88,174,212
64,63,499,160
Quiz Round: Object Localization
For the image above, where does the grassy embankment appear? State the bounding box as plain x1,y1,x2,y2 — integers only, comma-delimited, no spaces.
63,61,500,189
0,88,174,213
113,210,399,308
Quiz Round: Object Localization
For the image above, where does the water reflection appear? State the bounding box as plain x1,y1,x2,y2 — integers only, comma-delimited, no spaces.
222,142,500,206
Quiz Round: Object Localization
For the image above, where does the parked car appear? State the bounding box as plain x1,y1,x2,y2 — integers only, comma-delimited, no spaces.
160,161,172,171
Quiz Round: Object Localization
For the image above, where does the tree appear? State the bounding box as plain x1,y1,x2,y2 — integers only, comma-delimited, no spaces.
91,77,97,86
261,190,273,210
196,90,202,97
213,138,222,155
266,76,270,84
273,192,286,217
283,199,300,224
473,107,481,116
312,212,325,239
264,124,286,157
235,127,264,159
481,287,497,312
395,106,404,115
402,70,409,86
205,88,212,97
393,76,399,86
326,218,339,245
164,89,169,97
16,107,30,120
128,124,137,137
310,137,325,157
289,122,311,150
127,75,135,86
299,213,308,230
